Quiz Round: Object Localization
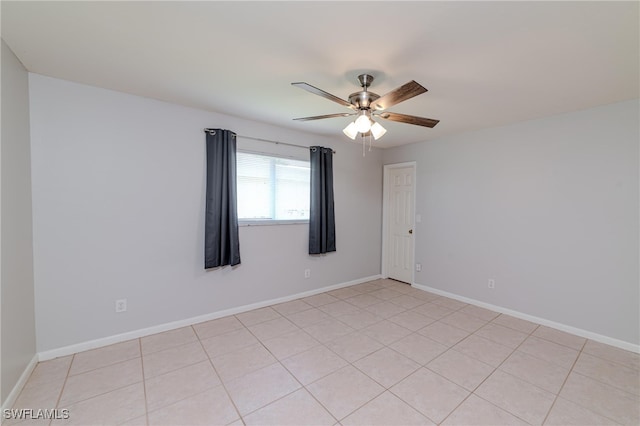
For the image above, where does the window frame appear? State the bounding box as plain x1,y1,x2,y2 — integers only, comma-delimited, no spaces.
236,149,310,227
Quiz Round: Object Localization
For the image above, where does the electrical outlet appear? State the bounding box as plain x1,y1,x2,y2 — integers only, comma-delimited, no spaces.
115,299,127,313
488,279,495,289
416,263,422,272
304,269,311,278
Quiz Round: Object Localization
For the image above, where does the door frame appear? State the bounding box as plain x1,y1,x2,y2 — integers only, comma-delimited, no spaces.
381,162,417,284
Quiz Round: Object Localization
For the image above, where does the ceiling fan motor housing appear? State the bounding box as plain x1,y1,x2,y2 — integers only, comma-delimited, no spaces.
350,74,379,109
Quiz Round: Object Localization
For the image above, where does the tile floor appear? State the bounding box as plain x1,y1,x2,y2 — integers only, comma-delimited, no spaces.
8,279,640,425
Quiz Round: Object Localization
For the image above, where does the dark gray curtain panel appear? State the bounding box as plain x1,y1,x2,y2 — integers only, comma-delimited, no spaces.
204,129,241,268
309,146,336,254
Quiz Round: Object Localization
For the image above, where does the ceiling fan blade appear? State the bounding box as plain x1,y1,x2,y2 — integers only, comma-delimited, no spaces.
371,81,427,111
292,82,356,110
377,112,440,128
293,112,356,121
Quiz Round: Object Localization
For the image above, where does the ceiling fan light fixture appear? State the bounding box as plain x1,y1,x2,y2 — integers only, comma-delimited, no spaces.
354,111,372,133
370,121,387,140
343,122,358,139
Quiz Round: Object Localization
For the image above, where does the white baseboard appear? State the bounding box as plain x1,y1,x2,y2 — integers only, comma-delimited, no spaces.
1,354,38,414
412,283,640,354
38,274,382,361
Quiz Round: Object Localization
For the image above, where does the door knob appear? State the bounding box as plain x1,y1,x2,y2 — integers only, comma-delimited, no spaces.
409,229,413,234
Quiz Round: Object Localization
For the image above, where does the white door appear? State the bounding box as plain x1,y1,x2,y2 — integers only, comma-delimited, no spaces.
386,166,415,283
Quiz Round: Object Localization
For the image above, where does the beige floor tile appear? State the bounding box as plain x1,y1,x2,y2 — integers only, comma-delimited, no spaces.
458,304,500,321
147,386,239,426
533,326,586,350
573,352,639,395
388,294,426,310
211,343,276,382
361,320,412,345
353,348,420,388
491,314,539,334
389,334,448,365
474,323,528,349
12,379,64,410
225,363,301,416
390,367,469,424
302,293,340,307
59,358,142,406
335,310,383,330
69,340,140,376
271,299,313,316
235,307,281,326
411,303,455,320
286,308,331,328
582,339,640,371
344,293,383,309
26,356,72,388
307,365,384,420
440,311,488,333
325,332,384,363
142,340,207,378
243,388,335,426
518,336,579,369
281,345,348,385
368,288,404,301
261,329,319,360
430,297,468,310
499,350,570,394
52,382,145,426
453,335,513,367
387,310,435,331
544,397,619,425
4,416,53,426
145,360,220,411
475,370,556,425
406,289,440,301
18,280,623,426
192,316,244,340
247,316,298,341
342,391,434,426
417,321,470,347
442,394,528,425
303,318,355,343
363,301,407,319
119,415,147,426
318,300,361,317
200,328,258,358
427,349,494,391
352,282,385,293
327,287,361,300
560,371,640,425
140,327,197,355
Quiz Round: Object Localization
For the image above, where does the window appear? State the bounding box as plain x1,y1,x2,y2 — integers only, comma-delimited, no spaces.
236,151,310,223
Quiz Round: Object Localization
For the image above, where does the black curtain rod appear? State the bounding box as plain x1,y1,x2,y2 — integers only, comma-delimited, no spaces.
203,129,336,154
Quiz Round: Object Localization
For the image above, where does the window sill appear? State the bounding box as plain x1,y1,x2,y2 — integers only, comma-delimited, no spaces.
239,220,309,227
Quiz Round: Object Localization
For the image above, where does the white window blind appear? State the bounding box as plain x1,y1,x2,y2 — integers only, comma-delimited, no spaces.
236,151,310,221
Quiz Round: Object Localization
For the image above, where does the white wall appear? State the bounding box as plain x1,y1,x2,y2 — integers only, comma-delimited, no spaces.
1,40,37,404
383,100,639,346
29,74,382,353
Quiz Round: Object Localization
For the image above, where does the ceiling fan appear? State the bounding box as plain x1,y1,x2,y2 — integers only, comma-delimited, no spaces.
291,74,439,141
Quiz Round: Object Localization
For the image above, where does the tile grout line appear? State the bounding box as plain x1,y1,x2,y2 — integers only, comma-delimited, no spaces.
540,338,628,426
436,319,541,426
194,323,245,425
52,354,75,426
138,338,150,426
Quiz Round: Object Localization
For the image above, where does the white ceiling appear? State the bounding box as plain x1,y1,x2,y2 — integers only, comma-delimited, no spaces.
2,1,638,148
